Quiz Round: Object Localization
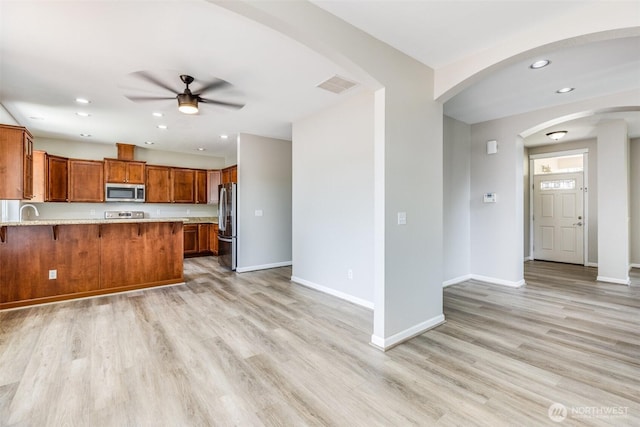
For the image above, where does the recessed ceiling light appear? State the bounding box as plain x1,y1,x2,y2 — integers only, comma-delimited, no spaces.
29,116,44,120
76,112,91,117
220,134,228,139
152,112,163,117
75,98,91,104
197,147,206,151
80,133,92,137
546,131,568,141
529,60,550,69
556,87,575,94
157,124,167,130
144,141,155,145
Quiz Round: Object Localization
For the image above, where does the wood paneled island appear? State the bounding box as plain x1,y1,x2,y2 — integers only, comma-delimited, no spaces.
0,219,184,309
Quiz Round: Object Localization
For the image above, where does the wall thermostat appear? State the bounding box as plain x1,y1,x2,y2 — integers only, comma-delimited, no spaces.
483,193,497,203
487,140,498,154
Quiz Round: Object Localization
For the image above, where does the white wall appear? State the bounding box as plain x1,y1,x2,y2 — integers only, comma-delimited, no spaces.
219,1,445,350
527,139,598,265
631,138,640,267
597,120,630,284
236,133,292,272
470,123,525,286
443,116,471,285
0,104,19,125
292,91,374,306
35,137,225,169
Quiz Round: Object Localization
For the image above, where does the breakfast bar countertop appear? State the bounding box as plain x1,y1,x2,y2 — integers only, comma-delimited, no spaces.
0,218,190,227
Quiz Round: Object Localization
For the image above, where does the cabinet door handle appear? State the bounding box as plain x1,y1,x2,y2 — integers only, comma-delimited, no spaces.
52,225,59,241
137,223,142,236
0,226,7,243
98,224,102,238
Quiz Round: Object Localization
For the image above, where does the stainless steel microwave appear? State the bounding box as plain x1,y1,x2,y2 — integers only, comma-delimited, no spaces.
105,183,145,202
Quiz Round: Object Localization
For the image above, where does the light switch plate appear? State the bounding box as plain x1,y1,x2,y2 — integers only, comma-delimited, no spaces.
49,270,57,280
255,209,263,217
397,212,407,225
483,193,497,203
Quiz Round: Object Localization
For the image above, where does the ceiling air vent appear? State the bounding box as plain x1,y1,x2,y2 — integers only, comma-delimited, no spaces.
316,75,357,94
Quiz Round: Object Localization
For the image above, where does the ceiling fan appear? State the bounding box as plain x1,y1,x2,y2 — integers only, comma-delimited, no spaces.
125,72,245,114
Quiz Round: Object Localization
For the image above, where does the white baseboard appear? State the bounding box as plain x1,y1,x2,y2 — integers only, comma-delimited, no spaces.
630,263,640,269
470,274,526,288
585,262,598,268
370,314,446,351
442,274,472,287
236,261,292,273
524,256,533,262
596,275,630,286
290,276,374,309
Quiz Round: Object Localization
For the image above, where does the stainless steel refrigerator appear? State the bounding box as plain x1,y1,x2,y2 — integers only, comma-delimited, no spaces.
218,182,237,270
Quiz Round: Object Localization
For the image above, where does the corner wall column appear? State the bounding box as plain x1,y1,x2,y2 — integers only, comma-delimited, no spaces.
597,120,630,284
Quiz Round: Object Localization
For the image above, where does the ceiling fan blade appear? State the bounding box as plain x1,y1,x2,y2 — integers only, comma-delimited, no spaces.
199,97,245,109
134,71,179,94
196,78,231,94
126,95,176,101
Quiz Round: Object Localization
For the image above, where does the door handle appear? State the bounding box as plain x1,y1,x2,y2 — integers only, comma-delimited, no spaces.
573,222,583,226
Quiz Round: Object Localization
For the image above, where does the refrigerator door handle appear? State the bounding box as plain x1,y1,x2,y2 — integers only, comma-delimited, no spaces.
219,187,226,232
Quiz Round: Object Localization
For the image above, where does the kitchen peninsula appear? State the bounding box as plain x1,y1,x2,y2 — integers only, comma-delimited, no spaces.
0,218,184,309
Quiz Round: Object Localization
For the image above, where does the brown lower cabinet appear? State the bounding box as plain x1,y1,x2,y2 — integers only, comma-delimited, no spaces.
183,222,218,257
0,225,100,303
183,224,199,256
210,223,219,255
0,221,183,309
101,222,183,288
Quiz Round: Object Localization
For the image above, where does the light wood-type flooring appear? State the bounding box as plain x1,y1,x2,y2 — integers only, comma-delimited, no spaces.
1,259,639,426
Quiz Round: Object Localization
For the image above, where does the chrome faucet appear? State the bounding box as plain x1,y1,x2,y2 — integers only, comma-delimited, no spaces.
20,204,40,221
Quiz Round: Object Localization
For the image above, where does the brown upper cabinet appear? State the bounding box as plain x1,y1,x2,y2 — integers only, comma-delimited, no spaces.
68,159,104,202
104,159,145,184
146,165,172,203
171,168,195,203
31,150,46,203
221,165,237,185
207,170,221,204
195,169,207,204
147,166,210,204
0,124,34,200
46,154,69,202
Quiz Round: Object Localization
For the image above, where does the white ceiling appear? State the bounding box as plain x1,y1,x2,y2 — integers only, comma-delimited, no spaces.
312,0,588,69
1,0,639,157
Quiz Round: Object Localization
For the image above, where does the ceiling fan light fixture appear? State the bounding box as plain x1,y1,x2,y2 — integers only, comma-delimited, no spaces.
177,93,198,114
546,131,568,141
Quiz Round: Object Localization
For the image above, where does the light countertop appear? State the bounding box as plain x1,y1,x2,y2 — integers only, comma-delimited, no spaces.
181,217,218,224
1,216,218,227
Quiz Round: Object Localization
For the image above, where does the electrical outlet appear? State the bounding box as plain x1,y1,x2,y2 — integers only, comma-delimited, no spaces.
186,209,190,215
347,269,353,280
255,209,263,217
90,209,96,215
49,270,57,280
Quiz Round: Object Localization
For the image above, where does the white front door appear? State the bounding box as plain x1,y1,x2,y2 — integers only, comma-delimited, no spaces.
533,172,584,264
